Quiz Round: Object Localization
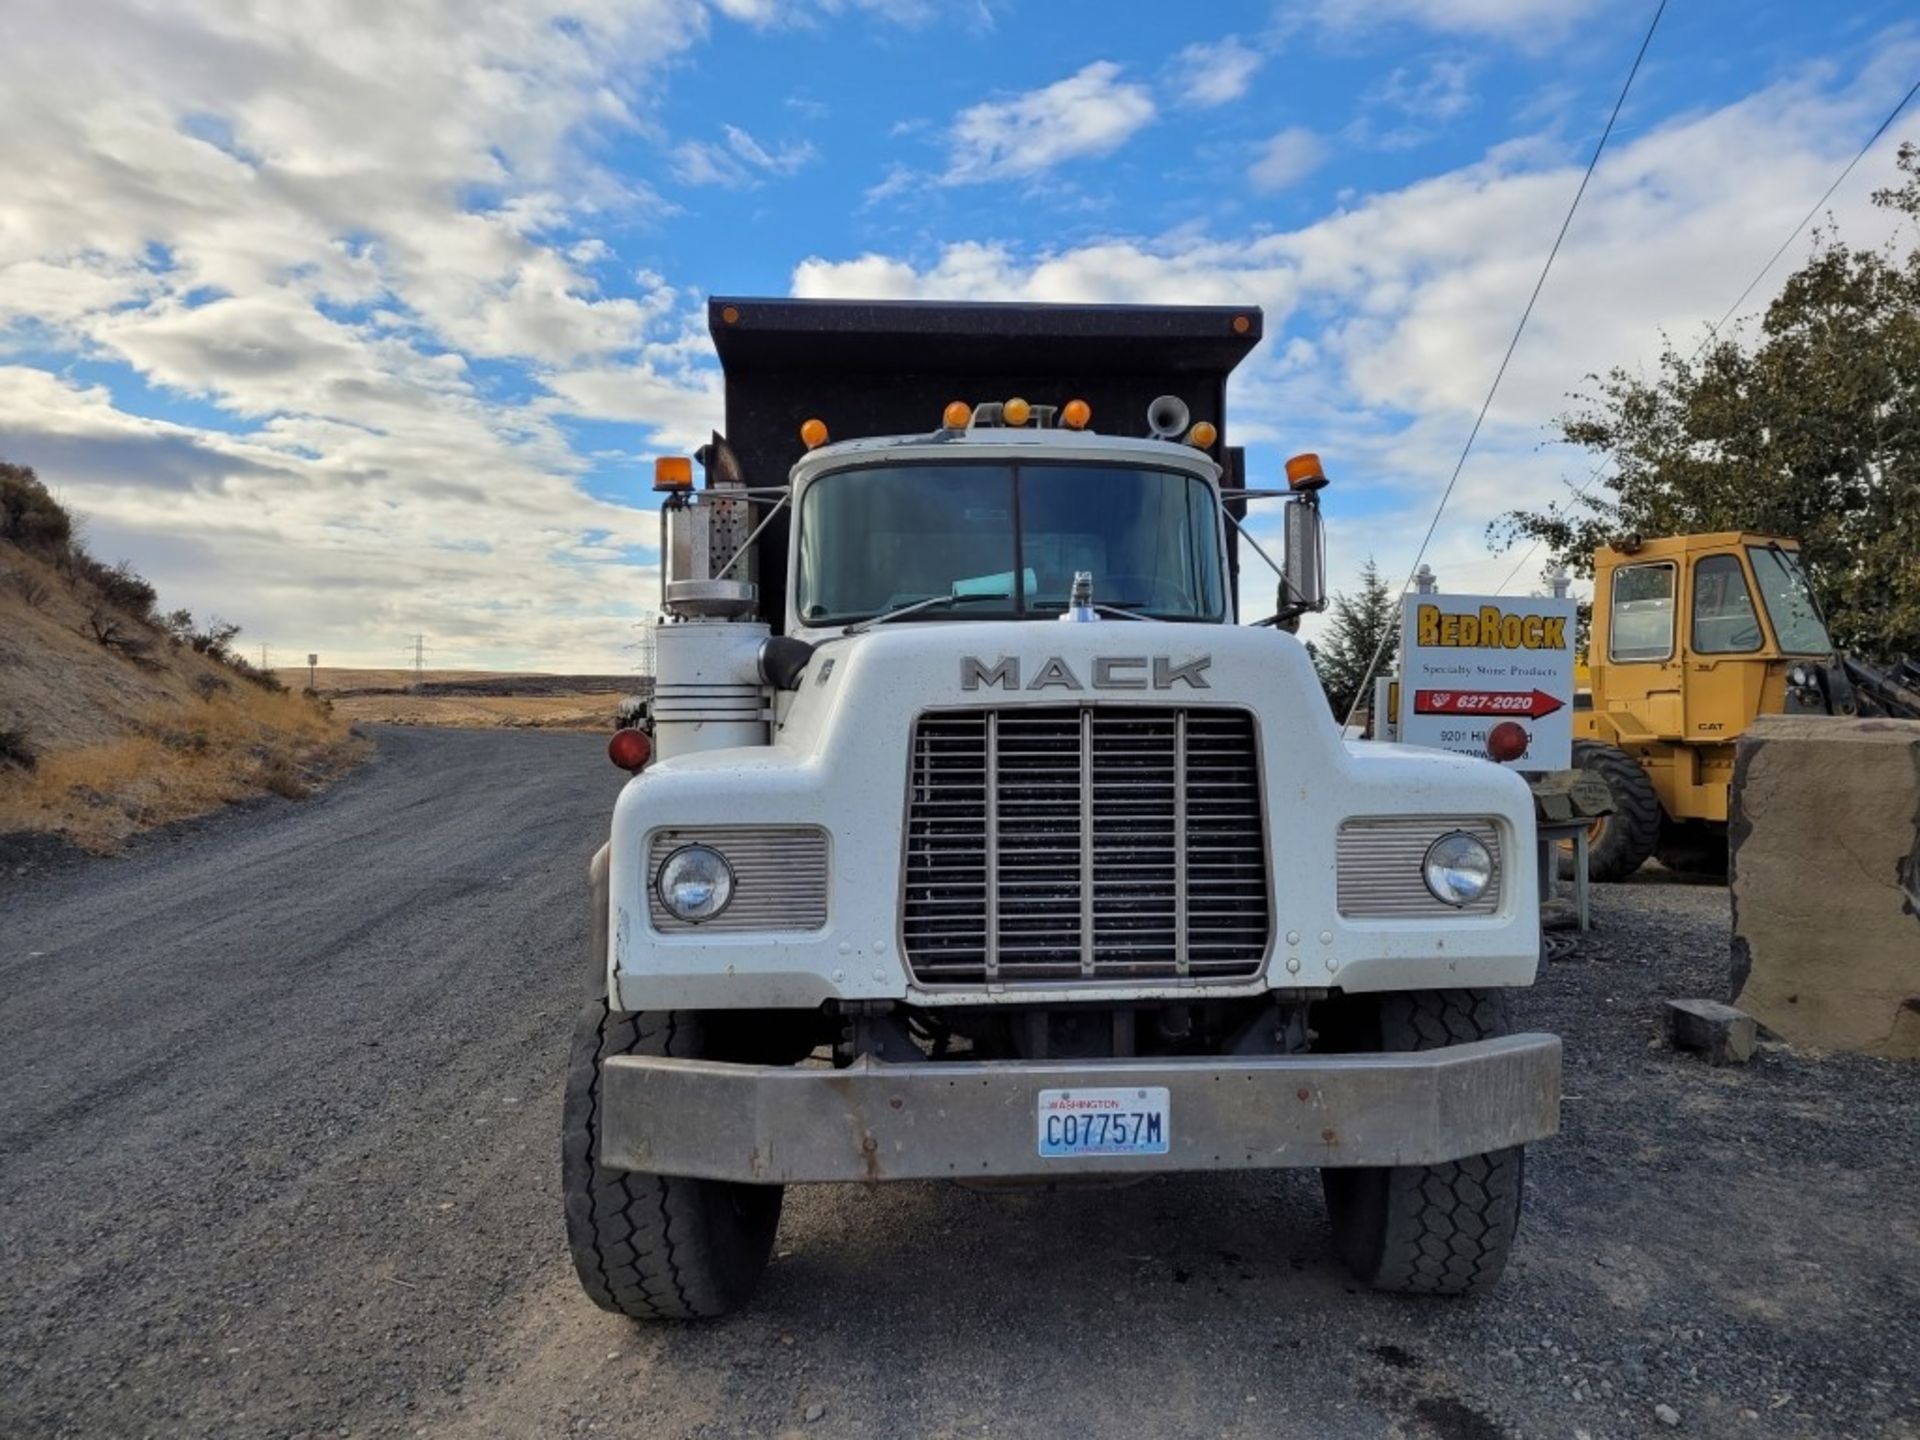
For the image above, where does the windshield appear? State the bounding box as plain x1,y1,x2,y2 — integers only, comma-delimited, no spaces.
794,462,1225,625
1747,546,1833,654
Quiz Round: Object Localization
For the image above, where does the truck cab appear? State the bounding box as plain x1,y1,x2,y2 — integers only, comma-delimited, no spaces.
563,298,1561,1319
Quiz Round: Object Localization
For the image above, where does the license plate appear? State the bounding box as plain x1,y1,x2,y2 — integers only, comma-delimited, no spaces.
1036,1087,1170,1158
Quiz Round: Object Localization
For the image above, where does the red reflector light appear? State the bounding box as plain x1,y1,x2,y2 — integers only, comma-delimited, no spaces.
608,727,652,772
1486,721,1528,763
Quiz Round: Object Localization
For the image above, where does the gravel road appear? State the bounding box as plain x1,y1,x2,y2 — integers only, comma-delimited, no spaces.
2,727,1914,1440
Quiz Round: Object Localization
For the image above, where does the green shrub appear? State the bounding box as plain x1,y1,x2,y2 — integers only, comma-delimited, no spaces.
0,463,72,556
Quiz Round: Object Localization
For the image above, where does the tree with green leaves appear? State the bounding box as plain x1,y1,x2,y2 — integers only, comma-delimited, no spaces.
1313,556,1399,719
1495,143,1920,660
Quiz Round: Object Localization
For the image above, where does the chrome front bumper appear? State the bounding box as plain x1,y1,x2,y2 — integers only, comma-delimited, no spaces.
599,1033,1561,1183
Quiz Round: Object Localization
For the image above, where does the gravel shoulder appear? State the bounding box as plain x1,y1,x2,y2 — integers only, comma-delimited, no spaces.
1,730,1913,1440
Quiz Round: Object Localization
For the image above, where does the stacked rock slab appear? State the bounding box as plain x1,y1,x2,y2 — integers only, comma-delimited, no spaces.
1730,714,1920,1059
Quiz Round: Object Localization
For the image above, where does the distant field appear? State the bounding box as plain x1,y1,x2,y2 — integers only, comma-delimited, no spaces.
307,668,642,732
306,667,502,693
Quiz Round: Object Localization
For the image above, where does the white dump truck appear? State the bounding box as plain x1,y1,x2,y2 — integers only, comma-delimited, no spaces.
564,298,1560,1318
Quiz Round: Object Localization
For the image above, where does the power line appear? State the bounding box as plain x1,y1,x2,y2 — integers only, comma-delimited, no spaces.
1704,75,1920,340
1343,0,1667,725
1494,72,1920,596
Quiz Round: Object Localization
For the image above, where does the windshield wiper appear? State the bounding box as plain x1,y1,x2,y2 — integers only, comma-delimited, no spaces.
1031,598,1161,622
842,592,1012,635
1765,540,1834,633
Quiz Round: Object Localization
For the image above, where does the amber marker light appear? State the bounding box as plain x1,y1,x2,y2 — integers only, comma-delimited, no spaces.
653,456,693,492
943,400,973,429
1232,314,1251,334
1060,398,1091,430
1187,421,1218,449
720,304,740,325
1285,452,1329,492
1003,396,1032,427
800,417,829,449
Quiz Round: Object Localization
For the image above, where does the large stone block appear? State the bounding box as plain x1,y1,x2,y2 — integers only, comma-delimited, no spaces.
1730,714,1920,1058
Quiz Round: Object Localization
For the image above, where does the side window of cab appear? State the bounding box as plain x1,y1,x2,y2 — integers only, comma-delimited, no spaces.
1609,562,1676,662
1691,554,1762,653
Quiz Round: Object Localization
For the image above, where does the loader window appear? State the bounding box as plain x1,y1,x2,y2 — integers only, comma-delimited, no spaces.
1748,546,1833,654
1608,562,1675,662
793,461,1225,625
1690,555,1762,654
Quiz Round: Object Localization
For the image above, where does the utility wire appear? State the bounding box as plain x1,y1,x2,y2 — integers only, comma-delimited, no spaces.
1495,73,1920,595
1704,76,1920,340
1342,0,1666,726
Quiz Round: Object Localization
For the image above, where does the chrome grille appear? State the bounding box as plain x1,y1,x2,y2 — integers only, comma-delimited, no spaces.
903,707,1270,984
648,827,828,933
1337,818,1503,917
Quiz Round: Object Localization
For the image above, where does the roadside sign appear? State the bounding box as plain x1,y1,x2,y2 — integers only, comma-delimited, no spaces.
1397,594,1575,770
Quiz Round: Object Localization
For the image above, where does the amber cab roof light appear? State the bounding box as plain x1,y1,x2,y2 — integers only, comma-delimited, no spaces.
653,456,693,492
1285,452,1329,492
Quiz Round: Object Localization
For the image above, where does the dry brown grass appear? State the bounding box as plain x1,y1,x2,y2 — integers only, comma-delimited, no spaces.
328,692,618,730
305,666,504,694
0,685,363,853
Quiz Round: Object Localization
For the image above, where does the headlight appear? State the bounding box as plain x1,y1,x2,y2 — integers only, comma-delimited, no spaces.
1423,831,1494,907
656,844,734,923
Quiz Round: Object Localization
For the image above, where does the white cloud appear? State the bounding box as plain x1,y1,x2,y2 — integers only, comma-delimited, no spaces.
1293,0,1607,41
1249,127,1328,192
0,0,727,667
793,239,1298,311
1381,58,1477,122
944,62,1155,184
672,123,817,188
1165,37,1266,110
791,44,1920,618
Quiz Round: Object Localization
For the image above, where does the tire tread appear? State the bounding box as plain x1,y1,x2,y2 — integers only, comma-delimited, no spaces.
1568,738,1662,882
1322,989,1526,1296
562,1003,780,1320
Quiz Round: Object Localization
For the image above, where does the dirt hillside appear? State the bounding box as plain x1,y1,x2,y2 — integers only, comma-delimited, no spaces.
0,466,359,853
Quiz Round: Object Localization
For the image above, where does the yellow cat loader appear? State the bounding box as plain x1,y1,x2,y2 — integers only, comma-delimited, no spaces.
1569,531,1919,880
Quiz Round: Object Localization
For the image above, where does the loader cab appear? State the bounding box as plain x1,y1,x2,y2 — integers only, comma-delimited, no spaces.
1581,532,1833,820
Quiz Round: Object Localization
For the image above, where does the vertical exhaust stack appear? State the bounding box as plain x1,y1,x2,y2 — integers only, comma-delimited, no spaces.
651,458,772,759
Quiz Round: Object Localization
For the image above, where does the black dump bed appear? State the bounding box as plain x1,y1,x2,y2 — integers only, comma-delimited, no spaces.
704,296,1264,627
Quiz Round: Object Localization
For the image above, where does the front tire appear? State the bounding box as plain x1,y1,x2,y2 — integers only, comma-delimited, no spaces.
561,1002,782,1320
1560,738,1661,882
1320,990,1526,1296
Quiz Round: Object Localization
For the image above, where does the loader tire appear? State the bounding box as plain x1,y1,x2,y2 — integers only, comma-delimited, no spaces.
1559,739,1661,882
561,1001,782,1320
1320,990,1526,1296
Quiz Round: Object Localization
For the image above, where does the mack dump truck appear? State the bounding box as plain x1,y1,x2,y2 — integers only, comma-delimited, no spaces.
564,298,1563,1319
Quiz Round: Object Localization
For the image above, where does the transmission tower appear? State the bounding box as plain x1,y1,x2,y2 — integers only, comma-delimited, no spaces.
627,610,659,683
406,633,427,692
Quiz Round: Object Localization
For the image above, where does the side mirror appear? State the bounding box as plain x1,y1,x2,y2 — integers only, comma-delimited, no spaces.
1280,496,1327,618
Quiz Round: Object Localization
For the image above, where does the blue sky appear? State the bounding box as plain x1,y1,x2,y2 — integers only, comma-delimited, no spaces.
1,0,1915,668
